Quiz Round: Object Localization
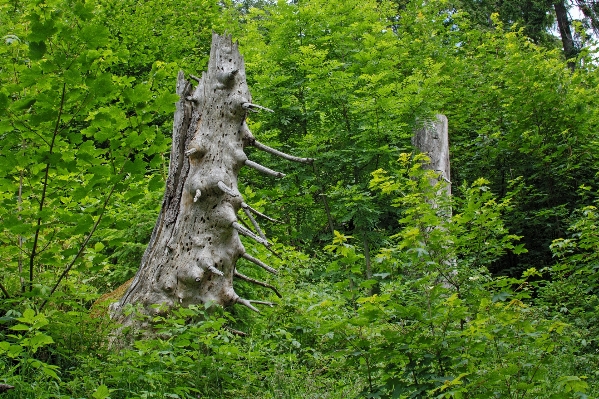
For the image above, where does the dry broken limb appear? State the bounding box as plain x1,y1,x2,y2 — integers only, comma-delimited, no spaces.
0,384,14,394
109,33,312,328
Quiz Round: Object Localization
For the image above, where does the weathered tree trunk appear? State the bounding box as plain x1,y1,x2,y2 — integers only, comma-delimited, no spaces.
110,33,312,327
412,114,451,197
412,114,456,288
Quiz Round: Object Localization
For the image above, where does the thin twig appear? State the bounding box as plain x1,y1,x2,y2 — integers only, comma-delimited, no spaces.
233,221,270,246
244,159,285,178
40,177,120,311
240,252,278,274
10,118,51,146
265,245,283,260
29,83,66,291
241,202,280,223
18,164,24,292
312,163,335,234
224,326,247,337
58,90,91,134
242,206,266,240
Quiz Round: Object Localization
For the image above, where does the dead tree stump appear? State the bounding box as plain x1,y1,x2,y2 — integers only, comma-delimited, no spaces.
412,114,456,288
412,114,450,196
110,33,312,327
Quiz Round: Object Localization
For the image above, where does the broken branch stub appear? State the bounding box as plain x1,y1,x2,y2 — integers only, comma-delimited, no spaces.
110,33,310,326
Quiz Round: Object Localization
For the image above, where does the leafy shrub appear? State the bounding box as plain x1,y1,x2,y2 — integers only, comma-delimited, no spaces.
316,155,591,398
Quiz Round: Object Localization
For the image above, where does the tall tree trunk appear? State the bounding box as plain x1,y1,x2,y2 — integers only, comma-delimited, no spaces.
110,33,312,327
554,0,577,69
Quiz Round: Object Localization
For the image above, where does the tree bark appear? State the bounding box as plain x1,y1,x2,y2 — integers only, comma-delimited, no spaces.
412,114,451,197
554,0,577,69
110,33,312,327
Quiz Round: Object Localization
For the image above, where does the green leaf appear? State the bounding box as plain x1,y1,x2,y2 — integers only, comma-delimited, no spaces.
154,91,180,113
123,156,146,175
7,344,23,358
492,292,510,302
73,1,95,21
89,73,115,97
18,309,36,324
10,324,31,331
513,244,528,255
41,364,60,380
81,25,110,49
148,174,165,191
28,16,56,42
28,333,54,349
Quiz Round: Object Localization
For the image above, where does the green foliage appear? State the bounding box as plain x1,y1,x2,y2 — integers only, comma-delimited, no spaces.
443,16,599,273
91,178,165,289
537,197,599,383
548,202,599,294
317,157,589,398
236,0,599,278
456,0,557,45
96,0,233,77
369,154,524,290
1,0,599,397
0,0,174,307
0,309,61,396
239,0,424,242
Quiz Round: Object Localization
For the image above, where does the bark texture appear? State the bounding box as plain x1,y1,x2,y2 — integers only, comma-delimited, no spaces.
110,33,311,326
412,114,451,196
554,0,577,70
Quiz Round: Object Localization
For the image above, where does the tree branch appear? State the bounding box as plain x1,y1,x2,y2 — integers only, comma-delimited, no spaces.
224,326,247,336
0,384,15,393
29,82,66,291
241,102,274,113
252,140,314,164
244,159,285,178
217,181,239,197
234,270,282,298
233,221,270,246
40,176,120,311
241,202,280,223
242,205,266,239
235,296,260,313
248,300,275,307
241,252,278,274
205,263,224,276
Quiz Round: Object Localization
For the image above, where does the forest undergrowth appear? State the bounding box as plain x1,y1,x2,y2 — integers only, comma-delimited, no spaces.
1,0,598,397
